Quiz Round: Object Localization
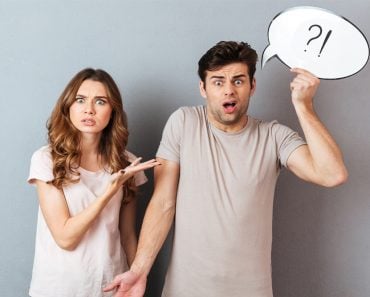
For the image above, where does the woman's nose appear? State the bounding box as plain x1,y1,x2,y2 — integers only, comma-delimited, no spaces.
84,101,95,115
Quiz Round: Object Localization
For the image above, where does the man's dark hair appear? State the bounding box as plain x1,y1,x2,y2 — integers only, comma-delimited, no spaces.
198,41,258,85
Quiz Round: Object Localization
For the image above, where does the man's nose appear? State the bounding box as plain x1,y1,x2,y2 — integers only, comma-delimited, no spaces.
224,82,235,96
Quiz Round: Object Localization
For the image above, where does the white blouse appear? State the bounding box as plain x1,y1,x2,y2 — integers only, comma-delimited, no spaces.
28,145,147,297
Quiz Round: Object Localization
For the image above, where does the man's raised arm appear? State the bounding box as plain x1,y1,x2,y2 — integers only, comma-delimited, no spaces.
287,68,348,187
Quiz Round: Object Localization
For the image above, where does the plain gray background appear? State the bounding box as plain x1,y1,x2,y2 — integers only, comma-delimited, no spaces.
1,0,369,296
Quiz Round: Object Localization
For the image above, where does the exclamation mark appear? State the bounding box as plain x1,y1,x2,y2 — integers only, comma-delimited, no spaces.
318,30,332,57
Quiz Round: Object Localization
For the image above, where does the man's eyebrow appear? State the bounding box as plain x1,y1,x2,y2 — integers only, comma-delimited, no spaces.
209,74,248,80
209,75,225,80
232,74,247,79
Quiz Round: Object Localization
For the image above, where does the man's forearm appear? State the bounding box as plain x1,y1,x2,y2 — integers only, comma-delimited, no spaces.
130,196,176,276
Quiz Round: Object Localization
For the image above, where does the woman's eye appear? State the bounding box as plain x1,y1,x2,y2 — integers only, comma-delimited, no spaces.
96,98,106,105
75,97,85,103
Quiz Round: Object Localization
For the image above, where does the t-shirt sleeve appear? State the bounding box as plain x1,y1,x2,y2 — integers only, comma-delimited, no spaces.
28,146,54,184
125,151,148,187
156,108,184,163
272,121,307,168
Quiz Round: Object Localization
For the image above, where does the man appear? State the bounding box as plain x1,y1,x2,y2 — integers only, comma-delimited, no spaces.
105,41,347,297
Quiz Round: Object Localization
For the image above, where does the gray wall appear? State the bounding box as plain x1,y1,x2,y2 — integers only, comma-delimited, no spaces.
1,1,369,296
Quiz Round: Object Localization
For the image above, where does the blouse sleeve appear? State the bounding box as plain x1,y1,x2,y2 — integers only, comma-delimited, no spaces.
28,146,54,185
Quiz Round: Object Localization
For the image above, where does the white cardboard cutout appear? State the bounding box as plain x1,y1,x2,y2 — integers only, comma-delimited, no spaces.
262,6,369,79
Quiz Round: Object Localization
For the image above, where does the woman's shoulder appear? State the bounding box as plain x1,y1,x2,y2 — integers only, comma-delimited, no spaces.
28,145,54,183
31,145,52,162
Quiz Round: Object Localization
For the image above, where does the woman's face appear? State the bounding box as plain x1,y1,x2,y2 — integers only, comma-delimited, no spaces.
69,79,113,137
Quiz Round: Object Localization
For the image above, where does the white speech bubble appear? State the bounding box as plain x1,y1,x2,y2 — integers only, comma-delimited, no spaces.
262,6,369,79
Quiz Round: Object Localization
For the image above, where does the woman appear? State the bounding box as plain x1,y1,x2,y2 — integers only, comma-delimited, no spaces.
27,68,159,297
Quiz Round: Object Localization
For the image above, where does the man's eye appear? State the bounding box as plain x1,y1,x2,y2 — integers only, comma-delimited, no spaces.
214,81,223,86
234,80,243,86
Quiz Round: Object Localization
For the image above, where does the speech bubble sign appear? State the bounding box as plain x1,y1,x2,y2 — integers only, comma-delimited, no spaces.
262,6,369,79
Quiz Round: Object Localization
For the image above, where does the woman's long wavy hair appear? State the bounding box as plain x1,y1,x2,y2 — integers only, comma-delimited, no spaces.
47,68,135,200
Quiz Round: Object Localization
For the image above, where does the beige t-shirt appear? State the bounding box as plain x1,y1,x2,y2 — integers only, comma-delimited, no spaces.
28,146,147,297
156,106,306,297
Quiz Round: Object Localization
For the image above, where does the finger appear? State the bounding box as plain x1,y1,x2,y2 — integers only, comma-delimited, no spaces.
290,67,315,77
131,159,158,168
120,158,144,174
295,74,318,85
291,77,308,85
290,81,306,90
290,82,309,92
130,157,143,167
103,278,121,292
291,79,318,92
138,159,159,166
291,74,316,85
123,159,161,175
291,70,320,86
136,160,161,170
111,172,120,180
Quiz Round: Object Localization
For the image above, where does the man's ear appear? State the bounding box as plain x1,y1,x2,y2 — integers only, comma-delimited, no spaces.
250,78,256,96
199,81,207,99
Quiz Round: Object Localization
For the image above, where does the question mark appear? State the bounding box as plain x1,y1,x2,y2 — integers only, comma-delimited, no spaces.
304,24,333,57
304,24,322,51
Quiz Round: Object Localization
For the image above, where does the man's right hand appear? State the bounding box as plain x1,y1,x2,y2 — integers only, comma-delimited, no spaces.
103,270,147,297
104,158,179,297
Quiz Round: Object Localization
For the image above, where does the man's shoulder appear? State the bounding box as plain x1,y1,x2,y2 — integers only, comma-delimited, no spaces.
249,117,300,143
248,116,297,136
168,105,206,122
173,105,205,116
248,116,279,130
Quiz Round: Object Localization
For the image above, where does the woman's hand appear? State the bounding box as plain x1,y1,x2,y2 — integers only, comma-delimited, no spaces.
122,158,160,178
107,158,160,196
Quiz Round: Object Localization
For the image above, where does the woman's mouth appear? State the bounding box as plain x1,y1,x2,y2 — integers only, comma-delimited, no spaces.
82,118,96,126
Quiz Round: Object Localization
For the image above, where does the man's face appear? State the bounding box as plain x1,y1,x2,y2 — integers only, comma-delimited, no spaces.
199,62,256,132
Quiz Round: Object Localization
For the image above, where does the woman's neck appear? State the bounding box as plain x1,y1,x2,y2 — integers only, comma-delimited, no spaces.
79,134,104,171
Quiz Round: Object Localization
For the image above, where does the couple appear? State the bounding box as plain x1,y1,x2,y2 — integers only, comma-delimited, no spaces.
28,41,347,297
